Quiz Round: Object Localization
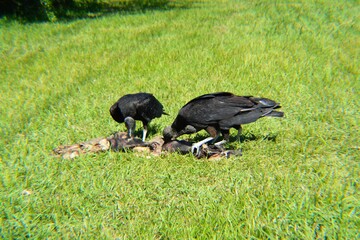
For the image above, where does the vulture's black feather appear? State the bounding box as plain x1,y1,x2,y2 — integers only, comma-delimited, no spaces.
110,93,167,141
163,92,284,154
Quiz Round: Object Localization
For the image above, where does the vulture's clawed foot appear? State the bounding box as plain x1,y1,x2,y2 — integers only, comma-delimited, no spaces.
191,143,206,157
191,137,215,157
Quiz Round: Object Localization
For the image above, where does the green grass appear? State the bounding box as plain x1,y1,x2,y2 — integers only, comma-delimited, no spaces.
1,0,359,238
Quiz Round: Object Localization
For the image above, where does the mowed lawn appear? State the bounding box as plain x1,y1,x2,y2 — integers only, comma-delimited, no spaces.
1,1,359,238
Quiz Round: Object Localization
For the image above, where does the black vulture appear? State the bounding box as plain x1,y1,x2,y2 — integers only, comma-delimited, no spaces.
163,92,284,154
110,93,168,141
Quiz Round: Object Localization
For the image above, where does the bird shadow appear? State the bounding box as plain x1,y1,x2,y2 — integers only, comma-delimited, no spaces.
133,123,164,140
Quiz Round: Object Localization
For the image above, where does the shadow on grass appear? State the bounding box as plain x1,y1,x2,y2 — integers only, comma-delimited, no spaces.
55,1,194,21
131,123,164,139
1,0,195,23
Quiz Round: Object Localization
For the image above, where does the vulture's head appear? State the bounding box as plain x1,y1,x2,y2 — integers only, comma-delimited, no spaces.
163,125,197,142
124,117,136,138
163,126,177,142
